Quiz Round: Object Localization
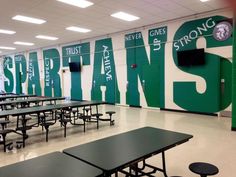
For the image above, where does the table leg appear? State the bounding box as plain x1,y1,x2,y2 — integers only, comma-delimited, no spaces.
115,171,118,177
162,151,168,177
96,105,98,114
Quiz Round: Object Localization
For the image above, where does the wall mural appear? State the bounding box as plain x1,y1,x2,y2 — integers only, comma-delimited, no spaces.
1,14,232,114
91,38,120,104
43,49,62,97
15,54,27,94
3,56,14,92
125,26,167,107
173,16,232,113
62,42,90,100
0,59,4,92
28,52,41,95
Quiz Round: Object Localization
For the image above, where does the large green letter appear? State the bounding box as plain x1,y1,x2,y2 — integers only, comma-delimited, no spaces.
3,57,14,92
125,27,167,107
15,54,27,94
173,16,232,113
43,49,62,97
62,43,90,100
91,38,120,104
232,15,236,130
28,52,42,96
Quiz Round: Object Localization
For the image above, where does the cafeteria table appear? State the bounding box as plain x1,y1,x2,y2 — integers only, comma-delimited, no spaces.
0,94,36,101
0,152,102,177
0,100,107,148
0,96,65,110
64,127,193,177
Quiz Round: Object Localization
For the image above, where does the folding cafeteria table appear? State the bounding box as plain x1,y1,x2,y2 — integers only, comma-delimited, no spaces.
0,152,102,177
63,127,193,177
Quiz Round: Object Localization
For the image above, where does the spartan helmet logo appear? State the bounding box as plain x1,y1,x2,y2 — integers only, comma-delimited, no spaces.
213,21,232,41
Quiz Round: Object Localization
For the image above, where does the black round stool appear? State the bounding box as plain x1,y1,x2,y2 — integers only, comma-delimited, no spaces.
91,113,103,129
0,129,14,152
0,120,10,130
105,111,116,125
189,162,219,177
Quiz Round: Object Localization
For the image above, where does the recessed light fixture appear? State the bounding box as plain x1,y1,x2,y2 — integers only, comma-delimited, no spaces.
66,26,91,33
56,0,94,8
111,12,140,22
200,0,210,2
36,35,58,40
14,41,34,46
12,15,46,24
0,46,16,50
0,29,16,35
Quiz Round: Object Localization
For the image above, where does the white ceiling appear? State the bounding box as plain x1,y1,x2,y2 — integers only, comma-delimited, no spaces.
0,0,228,56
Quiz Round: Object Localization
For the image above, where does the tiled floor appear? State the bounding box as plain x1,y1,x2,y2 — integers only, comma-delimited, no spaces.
0,105,235,177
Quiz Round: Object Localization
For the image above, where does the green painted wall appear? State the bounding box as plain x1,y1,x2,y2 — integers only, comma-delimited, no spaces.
3,56,14,93
62,42,90,100
43,48,62,97
15,54,27,94
125,26,167,107
91,38,120,104
173,16,232,113
27,52,42,96
232,17,236,130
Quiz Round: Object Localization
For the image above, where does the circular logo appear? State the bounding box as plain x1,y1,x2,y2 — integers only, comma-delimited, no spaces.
213,21,232,41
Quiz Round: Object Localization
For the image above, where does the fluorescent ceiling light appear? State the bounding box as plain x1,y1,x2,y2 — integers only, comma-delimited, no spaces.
0,29,16,35
0,46,16,50
36,35,58,40
111,12,140,22
200,0,210,2
14,41,34,46
66,26,91,33
12,15,46,24
56,0,93,8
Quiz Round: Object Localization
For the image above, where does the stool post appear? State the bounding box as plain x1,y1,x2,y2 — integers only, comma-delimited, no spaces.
64,122,67,138
45,126,49,142
83,119,86,132
2,133,6,152
96,115,99,129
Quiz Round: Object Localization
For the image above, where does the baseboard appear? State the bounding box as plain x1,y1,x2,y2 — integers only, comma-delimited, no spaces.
129,105,142,108
231,127,236,131
160,108,217,116
106,103,115,105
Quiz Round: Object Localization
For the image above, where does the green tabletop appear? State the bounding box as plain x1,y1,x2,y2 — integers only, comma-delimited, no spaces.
0,92,17,96
0,97,65,106
0,94,36,100
0,152,102,177
56,100,106,108
63,127,193,174
0,100,106,117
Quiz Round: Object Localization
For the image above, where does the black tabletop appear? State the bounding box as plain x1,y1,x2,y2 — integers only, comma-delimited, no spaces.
0,152,102,177
56,100,106,108
0,92,17,96
63,127,193,173
0,100,106,117
0,97,65,106
0,94,36,100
